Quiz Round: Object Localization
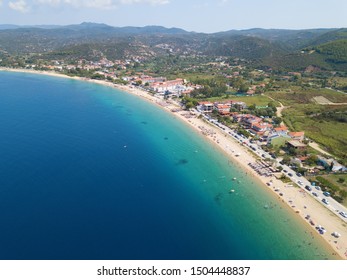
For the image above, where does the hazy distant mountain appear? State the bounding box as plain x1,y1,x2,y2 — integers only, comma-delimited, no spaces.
0,22,189,35
215,28,335,49
0,24,62,30
0,23,345,72
0,24,20,30
306,28,347,47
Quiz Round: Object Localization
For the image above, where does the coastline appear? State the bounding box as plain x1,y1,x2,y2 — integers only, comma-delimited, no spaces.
1,67,347,259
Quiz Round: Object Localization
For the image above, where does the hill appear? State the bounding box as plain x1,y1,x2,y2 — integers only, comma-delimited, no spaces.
314,39,347,64
263,39,347,72
0,23,346,72
216,28,335,50
307,28,347,47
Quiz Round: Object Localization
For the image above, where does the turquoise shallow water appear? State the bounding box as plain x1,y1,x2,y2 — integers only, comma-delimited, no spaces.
0,71,335,259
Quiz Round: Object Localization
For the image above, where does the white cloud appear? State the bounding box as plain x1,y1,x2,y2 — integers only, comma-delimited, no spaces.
85,0,117,9
34,0,169,8
218,0,230,6
119,0,169,5
9,0,30,12
7,0,169,12
33,0,116,9
35,0,61,5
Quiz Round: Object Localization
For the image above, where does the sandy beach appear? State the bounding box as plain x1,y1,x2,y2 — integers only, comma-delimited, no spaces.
1,67,347,259
168,108,347,259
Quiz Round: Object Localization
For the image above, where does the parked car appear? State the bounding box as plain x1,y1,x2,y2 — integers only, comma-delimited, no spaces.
312,192,318,197
323,191,331,197
339,211,347,218
305,185,312,191
322,198,329,205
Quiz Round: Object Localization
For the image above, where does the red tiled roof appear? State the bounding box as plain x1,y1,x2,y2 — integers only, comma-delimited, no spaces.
289,131,305,137
216,104,231,109
274,126,288,132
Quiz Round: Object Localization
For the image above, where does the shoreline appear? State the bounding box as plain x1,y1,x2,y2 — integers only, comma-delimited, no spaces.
1,67,347,260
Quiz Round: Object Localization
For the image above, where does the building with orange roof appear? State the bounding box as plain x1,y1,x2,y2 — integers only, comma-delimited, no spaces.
288,131,305,141
251,122,273,135
241,115,263,128
274,125,288,132
199,101,214,113
273,125,288,136
215,103,231,115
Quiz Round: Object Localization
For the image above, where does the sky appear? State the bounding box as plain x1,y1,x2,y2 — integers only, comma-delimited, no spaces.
0,0,346,33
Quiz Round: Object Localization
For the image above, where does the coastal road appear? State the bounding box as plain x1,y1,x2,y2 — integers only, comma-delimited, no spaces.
280,165,347,222
199,111,347,223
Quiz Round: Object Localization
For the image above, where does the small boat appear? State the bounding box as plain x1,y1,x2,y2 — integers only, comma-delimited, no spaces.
232,177,237,180
230,189,235,193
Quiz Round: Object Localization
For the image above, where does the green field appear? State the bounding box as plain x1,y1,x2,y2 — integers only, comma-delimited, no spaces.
320,174,347,189
282,105,347,163
270,136,291,147
267,87,347,106
313,174,347,207
205,94,276,106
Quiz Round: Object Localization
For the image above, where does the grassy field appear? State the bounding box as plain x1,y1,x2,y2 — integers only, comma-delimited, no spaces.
282,105,347,162
313,174,347,207
270,136,291,147
320,174,347,189
205,94,277,106
174,73,217,81
267,87,347,106
330,77,347,90
265,85,347,161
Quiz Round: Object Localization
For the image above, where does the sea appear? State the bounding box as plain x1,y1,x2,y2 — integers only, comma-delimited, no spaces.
0,71,336,260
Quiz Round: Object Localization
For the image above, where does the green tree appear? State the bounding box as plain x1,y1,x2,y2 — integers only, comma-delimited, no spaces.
239,83,249,93
282,155,291,165
306,155,318,166
272,117,282,125
338,178,345,184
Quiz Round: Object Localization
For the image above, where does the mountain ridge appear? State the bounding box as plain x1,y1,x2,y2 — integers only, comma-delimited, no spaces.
0,23,346,72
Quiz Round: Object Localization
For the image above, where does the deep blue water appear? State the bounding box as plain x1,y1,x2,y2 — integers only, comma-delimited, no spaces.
0,71,335,260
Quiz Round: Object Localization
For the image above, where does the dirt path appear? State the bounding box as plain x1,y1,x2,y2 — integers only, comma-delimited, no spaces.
312,96,347,105
265,94,288,118
309,142,333,157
